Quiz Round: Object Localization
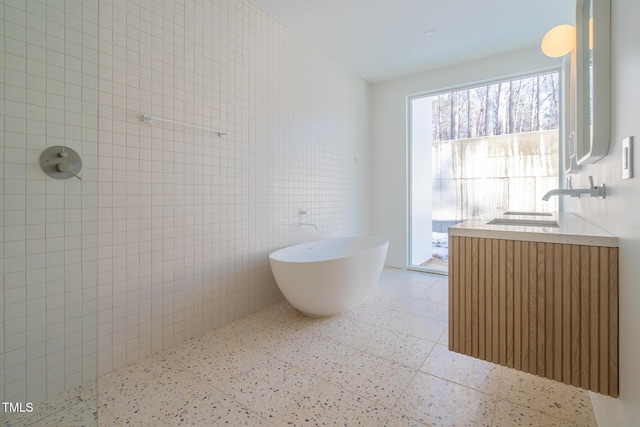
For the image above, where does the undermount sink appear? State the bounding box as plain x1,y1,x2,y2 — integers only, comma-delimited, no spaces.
503,211,553,217
487,218,559,227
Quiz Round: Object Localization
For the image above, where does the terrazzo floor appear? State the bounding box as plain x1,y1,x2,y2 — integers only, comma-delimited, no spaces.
4,268,598,426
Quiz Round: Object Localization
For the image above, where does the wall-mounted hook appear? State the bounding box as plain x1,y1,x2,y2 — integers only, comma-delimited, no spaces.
39,146,82,180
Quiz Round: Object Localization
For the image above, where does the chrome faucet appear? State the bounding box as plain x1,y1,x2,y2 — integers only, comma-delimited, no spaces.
299,223,318,230
298,208,318,230
542,176,606,201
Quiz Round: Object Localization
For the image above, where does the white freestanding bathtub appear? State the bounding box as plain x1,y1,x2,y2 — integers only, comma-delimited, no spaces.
268,236,389,317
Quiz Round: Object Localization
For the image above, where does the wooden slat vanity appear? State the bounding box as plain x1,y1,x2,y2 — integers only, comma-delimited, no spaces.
448,213,619,397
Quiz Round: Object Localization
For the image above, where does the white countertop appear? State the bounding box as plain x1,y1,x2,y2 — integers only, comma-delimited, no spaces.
448,212,618,247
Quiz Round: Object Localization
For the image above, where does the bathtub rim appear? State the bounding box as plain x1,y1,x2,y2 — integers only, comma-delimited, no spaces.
268,236,389,264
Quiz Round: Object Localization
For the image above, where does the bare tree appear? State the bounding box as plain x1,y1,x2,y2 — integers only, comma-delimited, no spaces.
465,89,472,138
475,86,488,137
449,92,456,140
431,72,559,141
547,74,559,130
531,75,540,131
483,86,492,136
494,83,502,135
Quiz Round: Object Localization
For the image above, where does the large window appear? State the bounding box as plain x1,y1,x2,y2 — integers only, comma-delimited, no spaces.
409,72,561,273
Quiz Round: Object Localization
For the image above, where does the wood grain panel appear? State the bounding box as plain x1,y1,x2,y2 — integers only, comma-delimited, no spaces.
562,244,571,385
580,245,590,389
471,237,479,358
537,242,546,376
571,245,581,386
492,239,500,362
499,239,507,366
521,242,530,373
478,238,486,360
448,235,619,397
465,236,473,354
545,243,554,379
449,235,458,351
553,244,563,383
459,236,466,352
609,248,619,397
485,238,493,361
599,247,609,395
514,241,522,371
506,240,514,368
529,241,538,375
590,246,600,392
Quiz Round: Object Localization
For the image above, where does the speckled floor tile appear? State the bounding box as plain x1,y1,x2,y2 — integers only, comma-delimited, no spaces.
394,372,497,426
324,348,416,407
0,382,97,427
383,411,430,427
492,399,585,427
98,405,122,426
223,358,320,421
369,271,434,303
319,315,437,368
400,297,449,323
273,380,390,426
378,268,440,288
28,400,97,426
347,303,447,342
498,368,597,426
151,390,269,426
368,285,431,306
270,335,355,380
421,280,450,305
163,332,272,390
86,268,598,427
0,399,82,427
99,355,265,426
69,380,98,401
348,323,437,369
439,327,449,345
420,344,503,395
164,328,251,360
217,300,326,345
105,383,266,426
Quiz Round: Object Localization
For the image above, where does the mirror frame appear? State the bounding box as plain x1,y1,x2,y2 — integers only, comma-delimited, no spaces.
575,0,611,164
563,52,581,174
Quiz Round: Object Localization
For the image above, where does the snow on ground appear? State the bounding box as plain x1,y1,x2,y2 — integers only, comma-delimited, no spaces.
431,232,448,261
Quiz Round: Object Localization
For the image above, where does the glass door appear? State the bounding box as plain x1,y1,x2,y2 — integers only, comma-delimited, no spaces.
409,72,562,273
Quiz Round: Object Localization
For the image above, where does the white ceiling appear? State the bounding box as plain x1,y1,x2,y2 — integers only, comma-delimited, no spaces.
247,0,576,83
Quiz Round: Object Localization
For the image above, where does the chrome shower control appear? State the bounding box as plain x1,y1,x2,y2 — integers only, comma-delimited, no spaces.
40,146,82,180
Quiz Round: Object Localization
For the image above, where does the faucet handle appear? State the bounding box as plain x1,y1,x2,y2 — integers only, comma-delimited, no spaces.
588,176,606,199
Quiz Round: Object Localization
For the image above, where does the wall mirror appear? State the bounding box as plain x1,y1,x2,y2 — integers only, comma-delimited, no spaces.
575,0,611,164
562,53,580,173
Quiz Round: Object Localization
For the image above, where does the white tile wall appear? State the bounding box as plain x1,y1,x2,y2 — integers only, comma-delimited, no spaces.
97,0,372,375
1,0,100,404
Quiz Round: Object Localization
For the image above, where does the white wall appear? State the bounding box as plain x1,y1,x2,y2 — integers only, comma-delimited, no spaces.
372,46,559,267
409,97,433,265
577,0,640,424
1,0,99,403
97,0,372,375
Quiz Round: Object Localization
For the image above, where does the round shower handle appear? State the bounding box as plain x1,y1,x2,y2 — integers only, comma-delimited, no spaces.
40,146,82,180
